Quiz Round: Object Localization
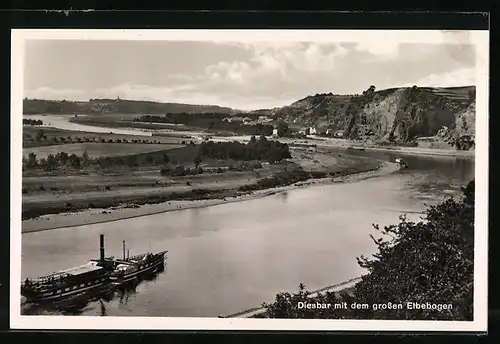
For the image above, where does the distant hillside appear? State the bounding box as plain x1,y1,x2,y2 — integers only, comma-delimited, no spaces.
23,98,237,115
273,86,475,143
246,108,280,116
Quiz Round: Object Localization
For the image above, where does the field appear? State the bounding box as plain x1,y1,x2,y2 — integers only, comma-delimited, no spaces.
23,126,188,148
21,143,387,222
23,142,183,159
426,86,474,102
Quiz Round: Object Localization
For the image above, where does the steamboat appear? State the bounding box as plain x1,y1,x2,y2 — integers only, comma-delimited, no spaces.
109,240,167,286
21,235,168,303
21,234,115,303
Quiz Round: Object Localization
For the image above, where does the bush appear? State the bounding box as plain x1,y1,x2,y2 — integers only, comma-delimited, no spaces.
261,180,475,321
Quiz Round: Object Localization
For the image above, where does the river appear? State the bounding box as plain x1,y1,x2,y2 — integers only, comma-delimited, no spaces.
20,149,475,317
23,114,153,136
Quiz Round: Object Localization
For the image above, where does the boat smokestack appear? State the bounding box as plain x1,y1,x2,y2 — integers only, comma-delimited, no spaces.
122,240,126,260
100,234,105,262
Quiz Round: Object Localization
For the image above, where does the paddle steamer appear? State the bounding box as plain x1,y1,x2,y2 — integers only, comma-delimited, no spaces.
21,235,168,303
21,235,115,302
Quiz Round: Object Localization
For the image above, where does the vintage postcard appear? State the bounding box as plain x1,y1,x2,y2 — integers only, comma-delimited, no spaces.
10,29,488,331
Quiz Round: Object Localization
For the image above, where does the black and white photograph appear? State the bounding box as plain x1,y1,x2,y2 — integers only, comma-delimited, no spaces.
10,29,488,331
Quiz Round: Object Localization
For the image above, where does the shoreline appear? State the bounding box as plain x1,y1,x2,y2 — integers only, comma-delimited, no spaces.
221,276,363,318
22,161,400,234
359,146,475,158
311,139,475,159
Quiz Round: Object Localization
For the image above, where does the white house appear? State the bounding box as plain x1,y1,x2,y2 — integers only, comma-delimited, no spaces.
309,127,317,135
272,128,279,137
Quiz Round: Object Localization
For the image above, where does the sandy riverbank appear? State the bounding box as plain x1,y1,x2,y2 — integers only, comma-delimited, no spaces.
22,161,400,233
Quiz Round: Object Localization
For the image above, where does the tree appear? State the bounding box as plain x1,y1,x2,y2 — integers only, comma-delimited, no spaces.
45,154,57,171
56,152,69,165
26,152,38,168
262,179,475,321
193,156,202,168
276,120,289,137
38,157,48,170
68,154,81,169
82,150,90,164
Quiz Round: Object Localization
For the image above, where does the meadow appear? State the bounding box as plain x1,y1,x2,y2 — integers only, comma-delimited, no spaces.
23,142,183,159
23,126,186,148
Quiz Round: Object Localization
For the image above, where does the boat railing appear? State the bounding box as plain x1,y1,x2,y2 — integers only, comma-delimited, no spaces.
25,272,72,284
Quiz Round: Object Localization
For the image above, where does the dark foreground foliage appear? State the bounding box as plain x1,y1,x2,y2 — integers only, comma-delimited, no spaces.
262,179,475,321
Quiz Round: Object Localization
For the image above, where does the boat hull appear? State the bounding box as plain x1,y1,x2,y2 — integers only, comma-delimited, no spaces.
109,253,166,285
22,276,111,303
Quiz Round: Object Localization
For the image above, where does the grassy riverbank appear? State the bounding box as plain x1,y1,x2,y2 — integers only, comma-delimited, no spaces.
21,149,398,233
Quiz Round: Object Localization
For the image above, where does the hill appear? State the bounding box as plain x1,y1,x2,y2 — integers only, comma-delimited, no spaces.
273,86,476,144
23,98,237,115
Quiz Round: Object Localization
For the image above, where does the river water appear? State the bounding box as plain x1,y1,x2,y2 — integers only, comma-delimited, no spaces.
20,147,474,317
23,115,153,136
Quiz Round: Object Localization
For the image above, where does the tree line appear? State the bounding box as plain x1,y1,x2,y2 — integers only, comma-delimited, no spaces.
198,136,291,163
135,114,274,136
23,98,234,115
23,119,44,126
23,151,90,171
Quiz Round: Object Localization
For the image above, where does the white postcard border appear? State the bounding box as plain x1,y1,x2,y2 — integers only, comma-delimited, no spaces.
10,29,489,332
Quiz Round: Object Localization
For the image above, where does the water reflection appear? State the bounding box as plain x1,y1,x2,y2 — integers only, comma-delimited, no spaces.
21,264,166,316
331,148,474,203
278,192,289,203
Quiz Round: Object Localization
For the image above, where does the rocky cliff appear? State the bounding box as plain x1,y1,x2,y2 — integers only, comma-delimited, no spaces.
273,86,475,144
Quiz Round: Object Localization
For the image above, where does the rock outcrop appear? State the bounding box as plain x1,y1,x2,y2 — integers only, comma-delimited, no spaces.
273,86,475,145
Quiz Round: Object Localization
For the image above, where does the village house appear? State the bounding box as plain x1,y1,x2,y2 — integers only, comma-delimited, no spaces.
308,127,317,135
242,117,253,125
298,127,308,135
272,128,279,138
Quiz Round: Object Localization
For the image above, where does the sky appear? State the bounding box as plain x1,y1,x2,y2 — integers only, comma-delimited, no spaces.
23,39,476,110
